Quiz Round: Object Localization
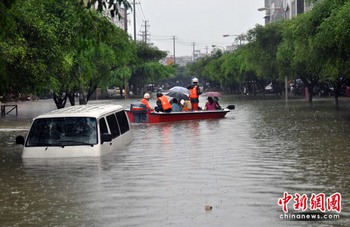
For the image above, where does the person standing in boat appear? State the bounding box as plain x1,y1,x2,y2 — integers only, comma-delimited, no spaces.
140,93,152,111
187,78,202,110
155,92,172,112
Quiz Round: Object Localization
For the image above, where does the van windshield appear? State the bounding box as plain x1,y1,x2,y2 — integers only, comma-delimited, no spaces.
26,117,97,147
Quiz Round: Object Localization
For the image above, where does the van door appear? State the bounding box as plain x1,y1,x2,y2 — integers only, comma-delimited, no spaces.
99,117,111,155
115,111,130,134
106,113,121,151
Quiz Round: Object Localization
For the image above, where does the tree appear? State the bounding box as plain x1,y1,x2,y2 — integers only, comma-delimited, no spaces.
284,0,350,105
186,52,224,90
0,0,135,108
314,1,350,105
128,42,174,95
276,20,295,91
165,65,192,88
245,23,285,97
0,0,70,101
202,55,226,90
221,46,256,94
63,9,134,106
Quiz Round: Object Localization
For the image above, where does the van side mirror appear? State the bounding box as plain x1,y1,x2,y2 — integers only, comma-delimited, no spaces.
101,133,112,143
16,135,25,145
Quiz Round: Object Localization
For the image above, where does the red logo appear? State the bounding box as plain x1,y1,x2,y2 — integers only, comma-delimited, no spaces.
278,192,341,213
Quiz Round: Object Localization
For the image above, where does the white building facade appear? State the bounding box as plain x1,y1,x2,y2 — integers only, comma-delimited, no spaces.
262,0,314,25
91,0,127,31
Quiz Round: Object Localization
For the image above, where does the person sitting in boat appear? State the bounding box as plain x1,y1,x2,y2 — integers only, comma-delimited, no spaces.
140,93,152,111
204,97,216,110
181,100,192,111
213,96,222,110
155,92,172,112
171,98,182,112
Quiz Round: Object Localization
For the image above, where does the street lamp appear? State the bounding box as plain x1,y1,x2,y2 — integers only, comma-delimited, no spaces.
223,34,243,46
223,34,237,37
211,45,225,52
257,7,283,11
258,4,289,23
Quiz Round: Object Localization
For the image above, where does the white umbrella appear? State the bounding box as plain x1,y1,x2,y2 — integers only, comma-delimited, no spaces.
166,91,189,100
169,86,190,95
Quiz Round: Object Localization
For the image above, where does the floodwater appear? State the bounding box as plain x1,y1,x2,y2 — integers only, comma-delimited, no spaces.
0,97,349,227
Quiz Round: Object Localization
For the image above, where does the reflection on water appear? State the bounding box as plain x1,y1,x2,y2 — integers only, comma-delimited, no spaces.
0,98,349,226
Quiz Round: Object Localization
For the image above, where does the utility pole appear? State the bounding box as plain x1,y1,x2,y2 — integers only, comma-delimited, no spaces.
172,36,176,65
123,6,128,32
192,42,196,61
144,21,149,43
140,31,145,42
133,0,136,41
140,21,149,43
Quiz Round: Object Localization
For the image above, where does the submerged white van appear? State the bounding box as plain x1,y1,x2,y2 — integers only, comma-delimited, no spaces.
16,104,132,158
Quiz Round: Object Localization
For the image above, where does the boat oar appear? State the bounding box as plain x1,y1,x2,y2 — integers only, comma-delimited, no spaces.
226,105,235,110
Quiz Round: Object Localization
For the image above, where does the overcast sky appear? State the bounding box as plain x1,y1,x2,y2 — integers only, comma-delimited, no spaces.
128,0,265,56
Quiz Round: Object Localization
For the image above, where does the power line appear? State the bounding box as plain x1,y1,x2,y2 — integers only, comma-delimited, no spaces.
137,1,146,20
131,2,227,55
135,4,145,25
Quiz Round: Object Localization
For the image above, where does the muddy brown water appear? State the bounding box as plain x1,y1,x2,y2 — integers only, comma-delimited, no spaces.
0,97,349,226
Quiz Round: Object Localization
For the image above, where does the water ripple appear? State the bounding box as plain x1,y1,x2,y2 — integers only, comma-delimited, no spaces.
0,99,349,226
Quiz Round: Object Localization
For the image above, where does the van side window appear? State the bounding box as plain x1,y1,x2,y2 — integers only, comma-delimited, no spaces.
99,118,109,143
115,111,130,134
106,114,121,138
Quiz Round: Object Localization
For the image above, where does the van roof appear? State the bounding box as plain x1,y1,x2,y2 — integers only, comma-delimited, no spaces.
34,104,124,119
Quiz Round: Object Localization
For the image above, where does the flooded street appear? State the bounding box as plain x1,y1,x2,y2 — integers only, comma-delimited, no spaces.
0,97,349,226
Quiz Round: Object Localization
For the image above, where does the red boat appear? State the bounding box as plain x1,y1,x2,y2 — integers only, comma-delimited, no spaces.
125,102,232,123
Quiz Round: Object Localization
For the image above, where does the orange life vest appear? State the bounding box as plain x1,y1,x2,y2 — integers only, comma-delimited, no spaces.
157,96,172,110
189,85,198,99
140,98,151,110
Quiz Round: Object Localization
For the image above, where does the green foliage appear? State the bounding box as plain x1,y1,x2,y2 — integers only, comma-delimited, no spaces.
184,0,350,101
202,57,225,83
246,23,284,80
0,0,67,95
0,0,135,104
170,65,192,85
221,47,251,83
3,0,350,105
68,9,134,100
186,51,222,81
135,42,167,63
315,1,350,78
128,42,173,94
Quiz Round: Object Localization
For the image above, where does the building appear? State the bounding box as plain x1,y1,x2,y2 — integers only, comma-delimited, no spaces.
90,0,127,31
261,0,314,25
163,56,193,67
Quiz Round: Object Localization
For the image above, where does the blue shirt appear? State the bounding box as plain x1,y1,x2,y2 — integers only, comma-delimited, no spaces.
171,103,182,112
